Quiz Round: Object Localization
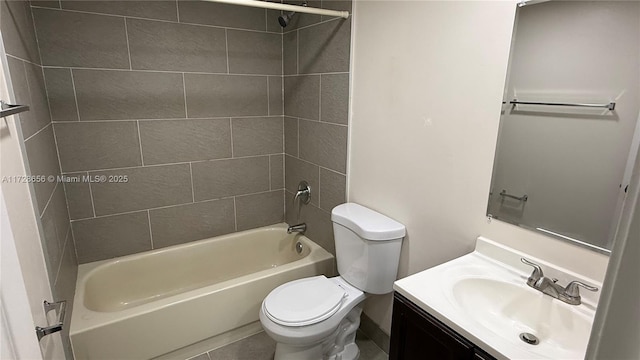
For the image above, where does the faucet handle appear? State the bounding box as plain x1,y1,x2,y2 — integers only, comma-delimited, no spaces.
293,180,311,205
521,258,544,286
564,281,598,298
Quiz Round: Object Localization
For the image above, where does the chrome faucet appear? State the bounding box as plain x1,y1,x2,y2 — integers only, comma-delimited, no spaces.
293,181,311,205
521,258,598,305
287,223,307,234
289,181,310,234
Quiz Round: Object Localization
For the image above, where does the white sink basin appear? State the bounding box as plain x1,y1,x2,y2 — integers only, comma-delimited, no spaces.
451,278,593,359
394,237,601,360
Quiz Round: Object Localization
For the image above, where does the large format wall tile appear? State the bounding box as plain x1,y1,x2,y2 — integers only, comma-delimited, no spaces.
284,116,298,156
192,157,270,201
53,231,78,359
73,69,185,120
54,121,142,172
284,155,319,206
298,18,351,74
24,126,60,214
227,30,282,75
301,204,335,255
284,117,298,156
61,0,178,21
73,212,152,263
20,0,363,263
236,190,284,231
5,58,39,138
319,168,346,212
149,198,235,248
33,8,129,68
284,75,320,120
281,2,351,258
232,117,283,156
31,1,60,9
24,63,53,133
298,120,347,173
63,172,94,220
185,74,268,117
127,19,227,73
1,0,41,64
40,184,70,279
269,76,283,115
5,57,31,120
283,31,297,75
270,154,284,189
40,199,62,282
139,119,232,165
5,58,50,139
320,73,349,125
177,1,266,31
47,184,71,252
44,68,79,121
90,164,193,216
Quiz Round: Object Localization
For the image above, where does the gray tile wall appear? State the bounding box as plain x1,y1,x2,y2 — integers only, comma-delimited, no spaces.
1,1,77,358
283,1,352,255
279,4,386,350
6,0,368,356
30,1,286,264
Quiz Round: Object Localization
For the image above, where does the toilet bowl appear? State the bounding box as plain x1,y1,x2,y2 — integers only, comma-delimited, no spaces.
259,203,406,360
260,276,366,359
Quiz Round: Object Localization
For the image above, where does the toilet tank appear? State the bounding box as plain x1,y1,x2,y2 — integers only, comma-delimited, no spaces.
331,203,406,294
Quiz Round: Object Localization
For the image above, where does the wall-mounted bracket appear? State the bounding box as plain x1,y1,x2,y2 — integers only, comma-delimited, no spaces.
35,300,66,341
1,99,29,118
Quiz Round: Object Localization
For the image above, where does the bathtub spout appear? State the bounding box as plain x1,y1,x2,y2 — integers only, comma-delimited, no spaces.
287,223,307,234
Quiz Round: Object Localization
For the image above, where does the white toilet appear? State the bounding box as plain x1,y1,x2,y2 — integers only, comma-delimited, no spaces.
259,203,406,360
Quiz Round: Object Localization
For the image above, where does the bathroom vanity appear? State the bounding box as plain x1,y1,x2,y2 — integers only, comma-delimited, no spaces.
391,237,601,360
390,292,495,360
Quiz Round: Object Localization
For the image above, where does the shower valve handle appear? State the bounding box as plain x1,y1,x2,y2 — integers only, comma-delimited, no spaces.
293,181,311,205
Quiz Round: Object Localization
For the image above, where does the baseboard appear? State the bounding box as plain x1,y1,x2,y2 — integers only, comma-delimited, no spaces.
359,312,390,354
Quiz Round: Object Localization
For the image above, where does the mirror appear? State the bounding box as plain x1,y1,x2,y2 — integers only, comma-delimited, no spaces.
488,0,640,253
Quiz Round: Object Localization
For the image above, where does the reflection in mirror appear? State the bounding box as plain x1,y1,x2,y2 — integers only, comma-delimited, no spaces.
488,0,640,253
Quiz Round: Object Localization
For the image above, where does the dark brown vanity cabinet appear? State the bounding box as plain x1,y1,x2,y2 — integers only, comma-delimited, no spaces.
390,293,496,360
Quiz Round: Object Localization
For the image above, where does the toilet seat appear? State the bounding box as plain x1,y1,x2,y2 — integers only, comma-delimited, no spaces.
264,276,348,327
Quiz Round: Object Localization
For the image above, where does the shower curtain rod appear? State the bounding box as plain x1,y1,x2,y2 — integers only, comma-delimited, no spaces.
201,0,350,19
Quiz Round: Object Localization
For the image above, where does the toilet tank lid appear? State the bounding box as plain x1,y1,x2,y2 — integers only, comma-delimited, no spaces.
331,203,406,241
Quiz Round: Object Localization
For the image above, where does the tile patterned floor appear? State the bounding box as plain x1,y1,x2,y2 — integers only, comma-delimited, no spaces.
188,330,387,360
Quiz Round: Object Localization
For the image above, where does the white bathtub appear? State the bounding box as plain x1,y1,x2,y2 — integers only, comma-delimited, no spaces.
70,223,335,359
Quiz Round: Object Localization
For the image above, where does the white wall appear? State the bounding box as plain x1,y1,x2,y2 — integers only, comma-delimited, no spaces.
489,1,640,249
348,0,609,334
586,132,640,360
